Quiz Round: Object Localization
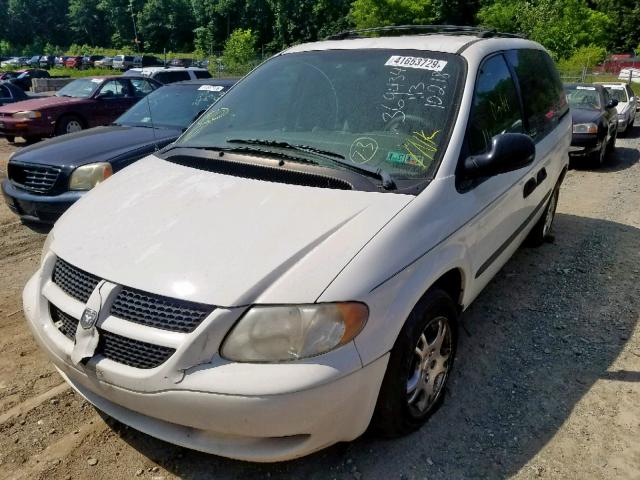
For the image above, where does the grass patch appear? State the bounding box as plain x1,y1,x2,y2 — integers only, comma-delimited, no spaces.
49,68,121,78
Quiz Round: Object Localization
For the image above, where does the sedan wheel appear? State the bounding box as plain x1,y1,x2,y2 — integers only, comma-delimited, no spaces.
66,120,83,133
55,115,84,136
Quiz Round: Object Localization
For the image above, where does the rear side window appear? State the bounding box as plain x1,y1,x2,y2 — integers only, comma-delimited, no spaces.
166,71,191,83
194,70,212,79
0,85,11,99
467,54,523,155
506,49,568,142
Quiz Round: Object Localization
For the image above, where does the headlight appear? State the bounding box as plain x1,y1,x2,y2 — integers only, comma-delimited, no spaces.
573,123,598,134
69,162,113,191
221,303,368,362
12,110,41,120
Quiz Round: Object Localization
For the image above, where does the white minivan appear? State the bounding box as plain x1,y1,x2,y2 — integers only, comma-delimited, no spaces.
24,27,571,462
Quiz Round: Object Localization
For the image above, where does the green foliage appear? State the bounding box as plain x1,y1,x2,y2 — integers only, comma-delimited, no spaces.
138,0,195,52
349,0,440,29
223,28,257,73
0,0,637,71
478,0,613,60
557,45,608,74
50,67,121,77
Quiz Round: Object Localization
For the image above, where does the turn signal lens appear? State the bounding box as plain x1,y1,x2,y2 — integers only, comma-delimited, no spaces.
69,162,113,191
221,303,369,362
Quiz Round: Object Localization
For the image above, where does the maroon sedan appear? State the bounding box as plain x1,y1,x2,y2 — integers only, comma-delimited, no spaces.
0,76,160,142
64,56,83,69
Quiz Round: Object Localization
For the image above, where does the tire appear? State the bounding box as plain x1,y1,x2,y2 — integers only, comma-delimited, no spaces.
5,136,15,143
55,115,84,136
23,136,41,144
371,289,458,437
525,184,560,247
606,128,617,156
590,140,607,168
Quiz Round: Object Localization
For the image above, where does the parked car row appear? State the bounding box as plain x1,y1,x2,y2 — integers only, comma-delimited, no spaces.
2,78,235,229
565,81,636,166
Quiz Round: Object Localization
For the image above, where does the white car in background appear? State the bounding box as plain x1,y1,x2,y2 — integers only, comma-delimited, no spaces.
618,67,640,84
123,66,212,84
24,27,571,462
598,82,637,134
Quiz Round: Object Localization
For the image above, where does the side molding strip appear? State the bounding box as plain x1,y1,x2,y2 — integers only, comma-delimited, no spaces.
475,190,552,279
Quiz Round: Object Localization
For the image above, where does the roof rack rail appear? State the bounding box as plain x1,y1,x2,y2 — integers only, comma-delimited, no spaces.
326,25,524,41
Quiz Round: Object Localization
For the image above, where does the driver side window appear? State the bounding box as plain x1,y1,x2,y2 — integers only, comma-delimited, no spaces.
98,80,126,98
467,54,523,156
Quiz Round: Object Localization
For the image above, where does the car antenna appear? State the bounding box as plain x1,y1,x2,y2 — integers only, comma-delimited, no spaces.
144,86,159,151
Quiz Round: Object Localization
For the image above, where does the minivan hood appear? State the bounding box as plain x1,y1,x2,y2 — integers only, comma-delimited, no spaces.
51,155,413,307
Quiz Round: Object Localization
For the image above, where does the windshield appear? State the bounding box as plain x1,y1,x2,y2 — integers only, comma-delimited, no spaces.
565,85,601,111
177,49,464,180
604,87,628,103
116,84,228,129
56,78,101,98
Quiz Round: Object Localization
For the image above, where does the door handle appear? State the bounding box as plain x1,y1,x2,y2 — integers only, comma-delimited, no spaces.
523,177,537,198
536,167,547,184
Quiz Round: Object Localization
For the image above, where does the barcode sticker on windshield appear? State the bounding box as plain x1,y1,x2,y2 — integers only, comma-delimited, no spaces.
385,56,447,72
576,86,596,90
198,85,224,92
91,78,102,83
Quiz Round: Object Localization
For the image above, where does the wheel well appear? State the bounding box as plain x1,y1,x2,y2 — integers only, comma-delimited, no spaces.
430,269,463,310
56,113,86,129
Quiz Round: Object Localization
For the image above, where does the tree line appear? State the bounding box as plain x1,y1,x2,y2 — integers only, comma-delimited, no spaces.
0,0,639,65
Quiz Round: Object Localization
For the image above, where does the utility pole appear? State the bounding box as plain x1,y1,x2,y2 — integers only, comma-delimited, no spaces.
129,0,140,52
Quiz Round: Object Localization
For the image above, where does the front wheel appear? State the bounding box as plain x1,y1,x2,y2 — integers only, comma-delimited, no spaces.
371,289,458,437
525,185,560,247
55,115,84,136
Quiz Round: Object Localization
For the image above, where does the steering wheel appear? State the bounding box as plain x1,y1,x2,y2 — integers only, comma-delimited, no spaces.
384,113,433,133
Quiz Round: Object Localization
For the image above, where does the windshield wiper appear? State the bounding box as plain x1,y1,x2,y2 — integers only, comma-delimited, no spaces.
227,138,344,160
163,143,319,166
226,138,397,190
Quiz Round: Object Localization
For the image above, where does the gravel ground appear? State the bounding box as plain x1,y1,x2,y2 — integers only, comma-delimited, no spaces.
0,128,638,480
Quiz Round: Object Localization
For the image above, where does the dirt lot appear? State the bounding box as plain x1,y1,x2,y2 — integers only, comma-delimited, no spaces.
0,130,638,480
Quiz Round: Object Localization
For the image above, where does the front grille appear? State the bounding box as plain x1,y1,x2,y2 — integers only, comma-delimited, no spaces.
111,287,214,333
52,258,101,304
50,304,78,340
49,304,175,369
99,330,175,369
8,162,61,194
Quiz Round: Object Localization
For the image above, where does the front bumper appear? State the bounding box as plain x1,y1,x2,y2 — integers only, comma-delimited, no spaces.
22,261,388,462
568,133,602,159
2,179,83,226
0,117,52,138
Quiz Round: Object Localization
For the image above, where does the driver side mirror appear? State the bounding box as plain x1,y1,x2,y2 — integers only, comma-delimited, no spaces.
606,99,619,109
463,133,535,179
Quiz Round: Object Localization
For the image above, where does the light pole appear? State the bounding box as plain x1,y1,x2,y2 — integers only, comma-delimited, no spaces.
129,0,140,52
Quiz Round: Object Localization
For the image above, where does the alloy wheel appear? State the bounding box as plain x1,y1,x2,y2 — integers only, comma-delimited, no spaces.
406,316,452,415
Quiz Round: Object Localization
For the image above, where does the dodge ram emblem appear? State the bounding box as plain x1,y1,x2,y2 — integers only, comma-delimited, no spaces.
80,308,98,330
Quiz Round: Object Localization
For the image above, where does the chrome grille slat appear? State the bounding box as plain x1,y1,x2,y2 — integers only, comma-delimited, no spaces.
8,163,61,193
52,258,101,304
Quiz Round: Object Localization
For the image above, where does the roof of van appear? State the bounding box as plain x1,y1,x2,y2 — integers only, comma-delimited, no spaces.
283,33,539,56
